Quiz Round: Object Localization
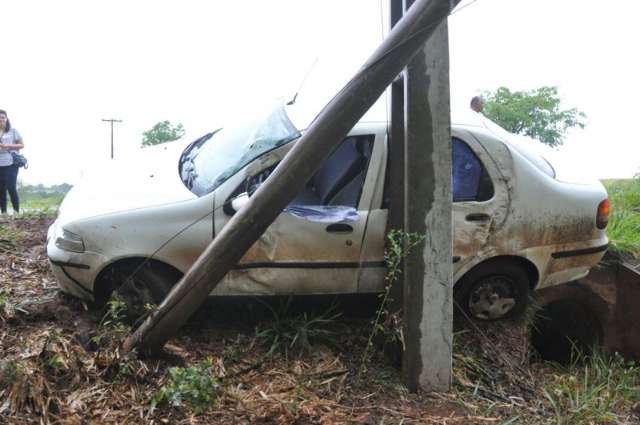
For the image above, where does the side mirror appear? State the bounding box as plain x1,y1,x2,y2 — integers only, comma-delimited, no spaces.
230,192,250,214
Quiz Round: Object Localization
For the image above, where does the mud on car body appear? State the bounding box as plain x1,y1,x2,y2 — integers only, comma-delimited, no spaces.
47,104,609,321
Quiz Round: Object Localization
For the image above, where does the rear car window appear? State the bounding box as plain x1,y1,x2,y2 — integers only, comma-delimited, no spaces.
507,141,556,178
478,115,556,178
452,138,494,202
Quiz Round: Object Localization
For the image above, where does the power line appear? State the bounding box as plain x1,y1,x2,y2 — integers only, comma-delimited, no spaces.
450,0,480,16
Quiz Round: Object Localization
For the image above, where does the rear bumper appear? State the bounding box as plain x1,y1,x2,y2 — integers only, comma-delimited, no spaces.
538,238,609,289
551,243,608,259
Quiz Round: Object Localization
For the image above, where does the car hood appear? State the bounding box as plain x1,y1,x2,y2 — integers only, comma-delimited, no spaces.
58,142,196,225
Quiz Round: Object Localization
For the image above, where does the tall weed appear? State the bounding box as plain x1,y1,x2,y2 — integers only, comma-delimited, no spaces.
255,297,341,358
603,178,640,257
543,350,640,424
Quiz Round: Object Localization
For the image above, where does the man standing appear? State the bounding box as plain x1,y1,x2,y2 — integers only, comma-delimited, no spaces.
470,96,485,113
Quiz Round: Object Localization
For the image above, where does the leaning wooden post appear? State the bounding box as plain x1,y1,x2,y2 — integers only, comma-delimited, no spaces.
403,9,453,391
123,0,457,356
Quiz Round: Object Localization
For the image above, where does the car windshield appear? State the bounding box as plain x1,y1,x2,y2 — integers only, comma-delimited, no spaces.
179,103,301,196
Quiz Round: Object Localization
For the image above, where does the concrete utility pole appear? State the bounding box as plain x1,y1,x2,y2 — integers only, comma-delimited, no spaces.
392,0,456,392
102,118,122,159
123,0,457,358
403,10,453,392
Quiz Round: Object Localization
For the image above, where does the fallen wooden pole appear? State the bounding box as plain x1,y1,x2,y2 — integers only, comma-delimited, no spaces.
123,0,459,356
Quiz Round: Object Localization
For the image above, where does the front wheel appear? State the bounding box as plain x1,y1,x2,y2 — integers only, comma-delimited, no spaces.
454,261,530,321
110,264,178,323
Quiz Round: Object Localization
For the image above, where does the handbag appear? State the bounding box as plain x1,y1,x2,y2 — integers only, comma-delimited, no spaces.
11,152,28,169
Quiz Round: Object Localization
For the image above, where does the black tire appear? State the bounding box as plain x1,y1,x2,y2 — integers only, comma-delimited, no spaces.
454,261,530,321
110,263,178,324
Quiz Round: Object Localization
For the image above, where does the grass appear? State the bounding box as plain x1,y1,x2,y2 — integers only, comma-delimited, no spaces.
0,225,26,250
20,193,64,212
13,183,70,217
543,350,640,424
255,297,341,358
602,178,640,257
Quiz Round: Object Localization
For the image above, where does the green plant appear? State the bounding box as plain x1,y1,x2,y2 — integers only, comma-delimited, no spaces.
359,230,424,374
606,209,640,257
255,297,340,358
483,86,586,147
18,183,69,212
15,208,58,220
116,349,139,379
142,120,185,147
0,361,21,389
221,334,249,367
602,178,640,258
151,360,220,414
92,298,131,346
0,292,12,321
0,225,26,251
543,350,640,424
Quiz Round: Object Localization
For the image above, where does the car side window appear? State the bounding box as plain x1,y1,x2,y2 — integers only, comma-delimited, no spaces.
452,138,494,202
291,135,374,208
231,135,374,212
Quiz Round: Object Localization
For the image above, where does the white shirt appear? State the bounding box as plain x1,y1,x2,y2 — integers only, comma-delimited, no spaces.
0,128,22,166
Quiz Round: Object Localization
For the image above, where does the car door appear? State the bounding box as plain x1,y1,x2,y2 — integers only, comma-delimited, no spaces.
212,134,378,295
452,131,510,272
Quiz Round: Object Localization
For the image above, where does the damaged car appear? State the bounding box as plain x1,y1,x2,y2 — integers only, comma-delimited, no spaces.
47,103,609,321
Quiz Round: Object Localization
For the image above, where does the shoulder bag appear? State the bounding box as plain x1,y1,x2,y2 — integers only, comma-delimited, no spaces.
11,152,28,169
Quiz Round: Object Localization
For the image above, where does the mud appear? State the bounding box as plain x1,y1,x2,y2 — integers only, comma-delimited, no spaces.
534,254,640,362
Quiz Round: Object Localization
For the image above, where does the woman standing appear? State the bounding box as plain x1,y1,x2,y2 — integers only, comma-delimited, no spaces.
0,109,24,214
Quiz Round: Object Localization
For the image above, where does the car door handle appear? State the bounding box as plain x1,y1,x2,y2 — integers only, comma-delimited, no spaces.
326,223,354,234
465,213,491,222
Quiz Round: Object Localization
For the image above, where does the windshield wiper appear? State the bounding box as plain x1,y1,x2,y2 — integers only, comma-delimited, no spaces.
178,130,219,168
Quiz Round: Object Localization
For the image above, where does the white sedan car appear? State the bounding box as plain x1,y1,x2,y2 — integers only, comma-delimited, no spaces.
47,104,609,321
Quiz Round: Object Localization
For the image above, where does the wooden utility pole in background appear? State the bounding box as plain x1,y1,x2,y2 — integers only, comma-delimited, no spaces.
386,0,406,313
102,118,122,159
391,0,456,392
124,0,456,357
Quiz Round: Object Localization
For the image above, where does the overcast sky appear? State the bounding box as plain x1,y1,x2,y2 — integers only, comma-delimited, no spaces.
3,0,638,185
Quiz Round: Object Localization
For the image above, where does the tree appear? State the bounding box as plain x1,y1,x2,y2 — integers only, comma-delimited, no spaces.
482,86,586,147
142,121,185,147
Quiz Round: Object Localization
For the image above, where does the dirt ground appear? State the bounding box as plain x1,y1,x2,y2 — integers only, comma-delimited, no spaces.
0,218,638,424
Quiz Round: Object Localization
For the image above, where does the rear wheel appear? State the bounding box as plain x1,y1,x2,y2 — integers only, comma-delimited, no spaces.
454,261,530,321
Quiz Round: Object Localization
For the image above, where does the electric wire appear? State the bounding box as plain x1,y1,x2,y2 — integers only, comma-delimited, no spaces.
449,0,481,16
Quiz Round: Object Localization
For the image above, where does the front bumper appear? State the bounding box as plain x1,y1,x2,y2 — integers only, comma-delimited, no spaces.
46,222,106,302
48,259,95,301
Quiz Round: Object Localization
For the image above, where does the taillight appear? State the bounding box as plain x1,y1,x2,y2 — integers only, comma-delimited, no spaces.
596,199,610,229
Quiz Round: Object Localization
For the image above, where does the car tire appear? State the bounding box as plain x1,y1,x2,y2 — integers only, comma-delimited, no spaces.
454,261,530,322
110,263,178,324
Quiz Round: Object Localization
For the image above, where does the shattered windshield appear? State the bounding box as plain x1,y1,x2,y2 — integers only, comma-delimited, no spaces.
179,103,301,196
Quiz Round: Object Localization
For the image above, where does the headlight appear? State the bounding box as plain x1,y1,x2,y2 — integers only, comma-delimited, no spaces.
55,228,85,253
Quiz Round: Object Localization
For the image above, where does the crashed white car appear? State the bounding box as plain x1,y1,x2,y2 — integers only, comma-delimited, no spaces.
47,104,609,320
